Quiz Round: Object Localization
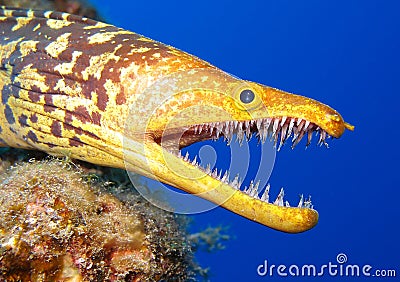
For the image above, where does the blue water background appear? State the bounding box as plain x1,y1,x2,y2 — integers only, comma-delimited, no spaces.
91,0,399,280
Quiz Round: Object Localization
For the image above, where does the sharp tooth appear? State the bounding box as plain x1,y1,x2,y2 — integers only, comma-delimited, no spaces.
230,174,240,189
287,118,295,138
277,123,289,151
317,130,323,145
292,119,306,148
225,131,233,144
259,118,271,143
298,194,304,207
208,123,213,133
237,126,245,145
285,201,290,207
244,181,253,195
223,122,229,138
280,116,287,127
221,171,229,183
306,130,313,147
233,120,239,129
303,120,310,131
260,184,270,202
229,121,235,134
216,123,223,136
273,130,279,148
272,118,280,136
304,196,313,208
318,130,328,147
205,164,211,174
212,168,218,178
263,118,272,133
292,129,306,149
322,131,329,148
198,125,203,134
296,118,303,126
282,122,290,141
245,121,251,139
293,119,305,138
245,180,258,197
249,180,260,198
191,156,198,166
212,123,217,134
256,119,262,132
274,188,284,206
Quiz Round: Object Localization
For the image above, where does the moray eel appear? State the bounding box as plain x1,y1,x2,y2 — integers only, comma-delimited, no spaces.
0,7,353,233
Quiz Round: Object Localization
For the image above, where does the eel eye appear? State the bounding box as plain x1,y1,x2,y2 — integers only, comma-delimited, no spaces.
240,89,255,104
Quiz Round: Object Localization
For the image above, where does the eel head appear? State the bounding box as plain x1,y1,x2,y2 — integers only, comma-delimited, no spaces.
122,69,354,233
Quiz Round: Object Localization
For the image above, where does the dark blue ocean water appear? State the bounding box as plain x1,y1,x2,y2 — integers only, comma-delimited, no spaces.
91,0,399,280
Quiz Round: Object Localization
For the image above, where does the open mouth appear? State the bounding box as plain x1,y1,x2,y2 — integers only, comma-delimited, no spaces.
155,115,332,209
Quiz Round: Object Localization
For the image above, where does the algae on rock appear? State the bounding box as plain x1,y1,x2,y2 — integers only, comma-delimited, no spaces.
0,159,196,281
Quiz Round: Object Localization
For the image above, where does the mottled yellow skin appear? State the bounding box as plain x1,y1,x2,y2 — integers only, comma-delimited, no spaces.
0,7,353,233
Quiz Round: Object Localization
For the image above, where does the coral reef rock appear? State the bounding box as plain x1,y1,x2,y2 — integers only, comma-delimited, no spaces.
0,159,195,281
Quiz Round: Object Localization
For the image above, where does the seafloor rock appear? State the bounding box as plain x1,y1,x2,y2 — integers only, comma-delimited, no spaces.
0,159,195,281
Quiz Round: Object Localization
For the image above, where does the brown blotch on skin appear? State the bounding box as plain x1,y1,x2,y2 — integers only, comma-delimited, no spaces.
69,137,84,147
4,105,15,125
115,92,126,105
96,83,109,111
26,130,38,143
50,120,62,138
64,112,73,124
64,123,100,140
73,105,91,123
28,91,41,103
64,103,101,126
91,111,101,126
18,114,28,127
44,104,57,113
30,114,38,123
96,94,108,112
44,94,54,106
79,81,94,100
64,123,82,135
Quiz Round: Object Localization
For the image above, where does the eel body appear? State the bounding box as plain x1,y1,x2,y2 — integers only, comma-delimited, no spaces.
0,7,353,233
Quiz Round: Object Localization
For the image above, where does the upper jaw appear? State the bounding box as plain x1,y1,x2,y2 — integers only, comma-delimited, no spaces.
155,114,337,153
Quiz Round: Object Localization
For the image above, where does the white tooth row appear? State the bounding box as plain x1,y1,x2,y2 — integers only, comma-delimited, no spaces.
177,151,314,209
192,117,331,150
